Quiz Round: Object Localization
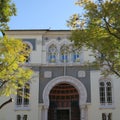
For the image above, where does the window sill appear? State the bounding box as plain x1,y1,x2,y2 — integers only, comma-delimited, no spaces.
99,104,115,109
15,105,31,111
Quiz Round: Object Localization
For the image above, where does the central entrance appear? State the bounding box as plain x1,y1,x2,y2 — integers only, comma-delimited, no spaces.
57,109,69,120
48,83,80,120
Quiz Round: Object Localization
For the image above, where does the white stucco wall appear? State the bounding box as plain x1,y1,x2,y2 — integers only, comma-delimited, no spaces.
6,34,43,64
0,71,39,120
88,70,120,120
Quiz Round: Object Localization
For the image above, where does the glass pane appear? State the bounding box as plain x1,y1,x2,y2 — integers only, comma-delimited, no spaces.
108,113,112,120
24,83,30,105
60,45,69,62
16,95,22,105
102,113,106,120
23,115,27,120
106,82,111,86
24,43,31,63
48,44,57,63
106,82,112,104
17,115,21,120
16,86,23,105
73,52,80,62
100,82,105,86
100,83,105,103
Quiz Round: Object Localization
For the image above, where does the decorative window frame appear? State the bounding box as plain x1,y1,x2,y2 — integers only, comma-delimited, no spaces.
99,77,114,108
60,44,70,63
47,44,58,63
72,49,81,63
46,39,83,64
46,39,58,64
59,40,73,64
15,83,30,110
23,41,33,50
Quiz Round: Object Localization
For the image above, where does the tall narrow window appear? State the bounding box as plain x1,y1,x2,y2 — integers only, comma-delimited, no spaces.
48,44,57,63
16,85,23,106
72,49,80,62
99,82,105,104
24,83,30,106
106,82,112,104
25,44,31,63
108,113,112,120
22,43,31,63
99,80,112,106
60,45,69,63
17,115,21,120
23,115,28,120
16,83,30,107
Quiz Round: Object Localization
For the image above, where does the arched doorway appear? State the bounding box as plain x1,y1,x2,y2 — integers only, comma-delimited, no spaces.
48,83,80,120
42,76,87,120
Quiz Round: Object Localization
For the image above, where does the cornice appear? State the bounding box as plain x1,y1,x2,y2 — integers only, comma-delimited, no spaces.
5,29,71,36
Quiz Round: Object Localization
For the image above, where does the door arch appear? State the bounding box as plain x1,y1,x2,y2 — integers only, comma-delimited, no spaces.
42,76,87,120
48,82,80,120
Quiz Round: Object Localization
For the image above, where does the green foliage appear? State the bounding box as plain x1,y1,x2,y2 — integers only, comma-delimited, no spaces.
68,0,120,77
0,36,33,96
0,0,33,109
0,0,16,31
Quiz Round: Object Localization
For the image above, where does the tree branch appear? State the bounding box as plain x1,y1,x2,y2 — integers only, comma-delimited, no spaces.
0,98,13,109
1,30,5,36
103,17,120,40
105,58,120,77
0,80,8,89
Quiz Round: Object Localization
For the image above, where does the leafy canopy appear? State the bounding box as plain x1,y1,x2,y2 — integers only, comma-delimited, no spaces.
0,0,16,32
0,0,33,97
0,36,33,96
67,0,120,77
0,0,33,109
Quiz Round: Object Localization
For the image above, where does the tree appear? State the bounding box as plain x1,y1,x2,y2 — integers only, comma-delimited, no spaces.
67,0,120,77
0,36,33,109
0,0,33,109
0,0,16,34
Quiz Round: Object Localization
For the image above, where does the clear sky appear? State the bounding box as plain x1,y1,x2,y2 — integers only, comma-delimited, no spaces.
8,0,83,30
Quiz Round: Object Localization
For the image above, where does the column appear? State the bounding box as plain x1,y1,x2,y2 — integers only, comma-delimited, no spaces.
80,105,86,120
43,105,48,120
39,104,43,120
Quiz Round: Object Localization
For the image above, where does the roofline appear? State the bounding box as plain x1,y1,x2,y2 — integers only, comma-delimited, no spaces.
5,29,71,36
5,29,71,32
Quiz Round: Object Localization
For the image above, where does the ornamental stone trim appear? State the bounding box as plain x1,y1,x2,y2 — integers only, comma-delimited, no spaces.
43,76,87,107
78,70,86,78
44,71,52,78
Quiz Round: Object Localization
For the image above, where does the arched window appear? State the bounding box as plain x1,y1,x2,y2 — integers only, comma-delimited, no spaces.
23,43,31,63
16,83,30,107
99,79,113,106
60,45,69,63
72,49,80,62
48,44,57,63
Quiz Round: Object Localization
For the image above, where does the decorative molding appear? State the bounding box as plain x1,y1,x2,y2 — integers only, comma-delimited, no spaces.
43,76,87,107
44,71,52,78
99,76,112,81
78,71,86,78
23,41,33,50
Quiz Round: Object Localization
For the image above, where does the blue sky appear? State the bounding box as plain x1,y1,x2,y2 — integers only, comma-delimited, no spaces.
8,0,83,30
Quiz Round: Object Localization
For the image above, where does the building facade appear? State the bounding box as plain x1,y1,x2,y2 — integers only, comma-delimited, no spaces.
0,30,120,120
